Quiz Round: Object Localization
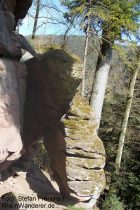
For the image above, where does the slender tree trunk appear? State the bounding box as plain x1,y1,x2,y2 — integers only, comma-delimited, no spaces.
81,20,90,96
90,40,112,127
81,0,91,96
115,67,139,173
32,0,40,39
61,26,71,49
61,19,74,49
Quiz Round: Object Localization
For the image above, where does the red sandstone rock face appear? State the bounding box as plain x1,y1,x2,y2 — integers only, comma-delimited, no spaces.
0,2,31,172
0,59,27,172
0,10,21,58
5,0,33,25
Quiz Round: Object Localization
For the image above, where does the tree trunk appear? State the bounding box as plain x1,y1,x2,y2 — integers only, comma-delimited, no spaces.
32,0,40,39
115,67,139,173
90,40,112,128
61,19,74,49
81,0,91,96
81,18,90,96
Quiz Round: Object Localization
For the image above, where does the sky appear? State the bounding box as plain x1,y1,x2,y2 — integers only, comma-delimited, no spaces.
20,0,83,36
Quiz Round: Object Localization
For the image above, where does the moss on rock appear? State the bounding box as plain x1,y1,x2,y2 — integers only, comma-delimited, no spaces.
62,92,106,201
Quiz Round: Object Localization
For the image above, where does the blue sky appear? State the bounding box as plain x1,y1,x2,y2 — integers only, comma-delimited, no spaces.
20,0,82,36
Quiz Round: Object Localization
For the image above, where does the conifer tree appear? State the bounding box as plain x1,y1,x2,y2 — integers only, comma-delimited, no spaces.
62,0,140,127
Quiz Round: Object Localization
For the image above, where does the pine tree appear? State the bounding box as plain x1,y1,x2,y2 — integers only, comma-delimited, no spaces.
62,0,140,127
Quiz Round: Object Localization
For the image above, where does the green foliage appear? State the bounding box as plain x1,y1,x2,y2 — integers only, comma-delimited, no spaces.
67,206,84,210
102,193,124,210
112,45,140,80
62,0,140,43
115,173,140,209
99,48,140,209
34,140,50,172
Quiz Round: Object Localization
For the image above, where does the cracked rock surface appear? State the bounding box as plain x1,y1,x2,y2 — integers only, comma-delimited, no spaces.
62,93,106,204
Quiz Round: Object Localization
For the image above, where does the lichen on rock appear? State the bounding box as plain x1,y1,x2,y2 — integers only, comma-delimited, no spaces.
62,92,106,206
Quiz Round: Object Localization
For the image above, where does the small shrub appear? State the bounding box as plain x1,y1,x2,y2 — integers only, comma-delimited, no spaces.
102,193,124,210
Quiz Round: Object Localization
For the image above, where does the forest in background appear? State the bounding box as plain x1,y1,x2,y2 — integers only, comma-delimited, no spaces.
20,0,140,209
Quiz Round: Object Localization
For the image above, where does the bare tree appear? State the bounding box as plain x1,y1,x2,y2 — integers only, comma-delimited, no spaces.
61,17,75,49
81,17,91,96
81,0,92,96
30,0,70,39
32,0,40,39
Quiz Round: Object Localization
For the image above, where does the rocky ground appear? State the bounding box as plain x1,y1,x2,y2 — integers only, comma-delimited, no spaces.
0,161,100,210
0,162,70,210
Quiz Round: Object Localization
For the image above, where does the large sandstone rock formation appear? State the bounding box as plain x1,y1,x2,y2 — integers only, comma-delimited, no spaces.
22,50,83,196
22,49,106,208
0,5,28,172
0,49,105,209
